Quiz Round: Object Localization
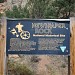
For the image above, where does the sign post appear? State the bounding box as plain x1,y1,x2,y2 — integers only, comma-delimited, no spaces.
6,19,70,75
68,55,70,75
70,17,75,75
0,18,6,75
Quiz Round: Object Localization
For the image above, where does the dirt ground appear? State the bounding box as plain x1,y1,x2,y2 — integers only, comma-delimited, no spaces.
8,55,68,75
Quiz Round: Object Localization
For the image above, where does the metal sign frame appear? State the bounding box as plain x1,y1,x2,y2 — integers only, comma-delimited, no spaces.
6,18,70,55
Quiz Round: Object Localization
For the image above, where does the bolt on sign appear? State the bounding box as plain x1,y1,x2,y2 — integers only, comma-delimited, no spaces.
6,19,70,55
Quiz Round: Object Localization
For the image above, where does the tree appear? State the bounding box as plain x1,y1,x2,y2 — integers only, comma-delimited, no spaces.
0,0,3,3
26,0,75,19
5,0,75,19
5,5,30,18
52,0,75,18
26,0,50,18
5,10,14,18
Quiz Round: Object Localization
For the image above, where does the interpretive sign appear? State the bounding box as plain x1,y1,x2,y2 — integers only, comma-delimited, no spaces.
6,19,70,55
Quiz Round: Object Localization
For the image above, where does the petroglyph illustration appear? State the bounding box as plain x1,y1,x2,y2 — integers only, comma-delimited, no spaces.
10,28,17,35
10,23,30,39
20,31,30,40
16,23,23,32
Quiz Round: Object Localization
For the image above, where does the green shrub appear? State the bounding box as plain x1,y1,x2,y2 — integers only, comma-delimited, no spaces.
61,63,66,68
0,0,4,3
0,13,3,18
5,5,30,18
8,60,34,75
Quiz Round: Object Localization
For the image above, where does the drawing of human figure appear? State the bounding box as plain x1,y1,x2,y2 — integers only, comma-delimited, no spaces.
16,23,23,33
10,28,17,35
10,28,19,37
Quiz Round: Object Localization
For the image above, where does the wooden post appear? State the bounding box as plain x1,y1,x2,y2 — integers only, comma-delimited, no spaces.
72,23,75,75
70,17,75,75
0,18,6,75
0,36,4,75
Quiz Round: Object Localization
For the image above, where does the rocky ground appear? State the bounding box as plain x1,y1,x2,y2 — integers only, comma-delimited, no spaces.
8,55,68,75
